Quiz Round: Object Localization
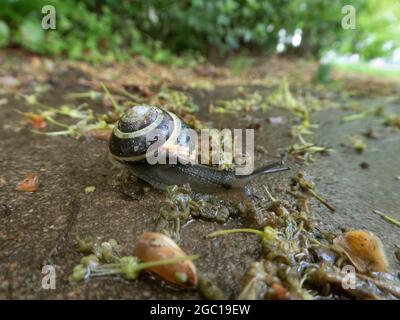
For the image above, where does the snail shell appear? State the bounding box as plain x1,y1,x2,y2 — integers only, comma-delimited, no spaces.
109,105,190,162
109,105,289,195
333,230,389,273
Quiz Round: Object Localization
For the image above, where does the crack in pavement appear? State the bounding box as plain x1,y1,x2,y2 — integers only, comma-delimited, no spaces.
42,199,80,267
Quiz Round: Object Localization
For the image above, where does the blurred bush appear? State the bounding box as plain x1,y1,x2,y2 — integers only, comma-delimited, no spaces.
338,0,400,60
0,0,398,63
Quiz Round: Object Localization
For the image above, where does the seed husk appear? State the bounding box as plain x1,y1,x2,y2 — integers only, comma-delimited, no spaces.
16,173,39,192
134,232,198,287
333,230,389,273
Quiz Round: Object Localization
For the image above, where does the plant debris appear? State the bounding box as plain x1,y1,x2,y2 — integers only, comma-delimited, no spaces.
15,173,39,192
288,135,333,164
266,79,333,164
23,98,113,139
395,245,400,264
363,127,379,139
0,98,9,106
154,185,193,242
360,162,370,170
384,115,400,129
84,186,96,194
290,172,336,212
210,91,268,114
20,112,47,129
373,209,400,228
197,274,228,300
348,135,367,153
135,232,198,287
85,128,112,141
154,184,236,241
333,230,389,273
342,106,384,122
69,236,198,286
267,79,320,137
207,182,400,299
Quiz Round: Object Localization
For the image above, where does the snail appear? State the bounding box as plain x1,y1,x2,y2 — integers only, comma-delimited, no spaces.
109,105,289,196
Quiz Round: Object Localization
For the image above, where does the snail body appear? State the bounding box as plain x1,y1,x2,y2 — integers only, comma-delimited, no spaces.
121,161,288,197
109,105,289,196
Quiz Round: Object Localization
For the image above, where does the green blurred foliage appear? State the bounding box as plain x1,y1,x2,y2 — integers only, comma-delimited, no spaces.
0,20,10,47
338,0,400,60
0,0,398,63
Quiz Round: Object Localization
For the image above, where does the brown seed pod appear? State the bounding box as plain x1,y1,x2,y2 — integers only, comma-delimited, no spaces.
333,230,389,273
134,232,197,287
16,173,39,192
22,112,47,129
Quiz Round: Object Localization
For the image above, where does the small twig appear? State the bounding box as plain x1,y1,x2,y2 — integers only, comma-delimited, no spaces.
207,228,264,239
308,189,336,212
67,91,101,100
373,210,400,227
135,255,199,271
357,273,400,299
90,255,199,278
100,82,124,114
263,186,277,202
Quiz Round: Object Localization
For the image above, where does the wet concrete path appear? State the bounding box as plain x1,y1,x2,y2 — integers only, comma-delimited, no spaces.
0,86,399,299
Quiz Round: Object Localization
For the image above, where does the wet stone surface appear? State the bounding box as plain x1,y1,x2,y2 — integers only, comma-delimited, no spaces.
0,86,399,299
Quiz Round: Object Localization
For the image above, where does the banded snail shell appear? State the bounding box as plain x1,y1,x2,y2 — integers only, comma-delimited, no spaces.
109,105,191,163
